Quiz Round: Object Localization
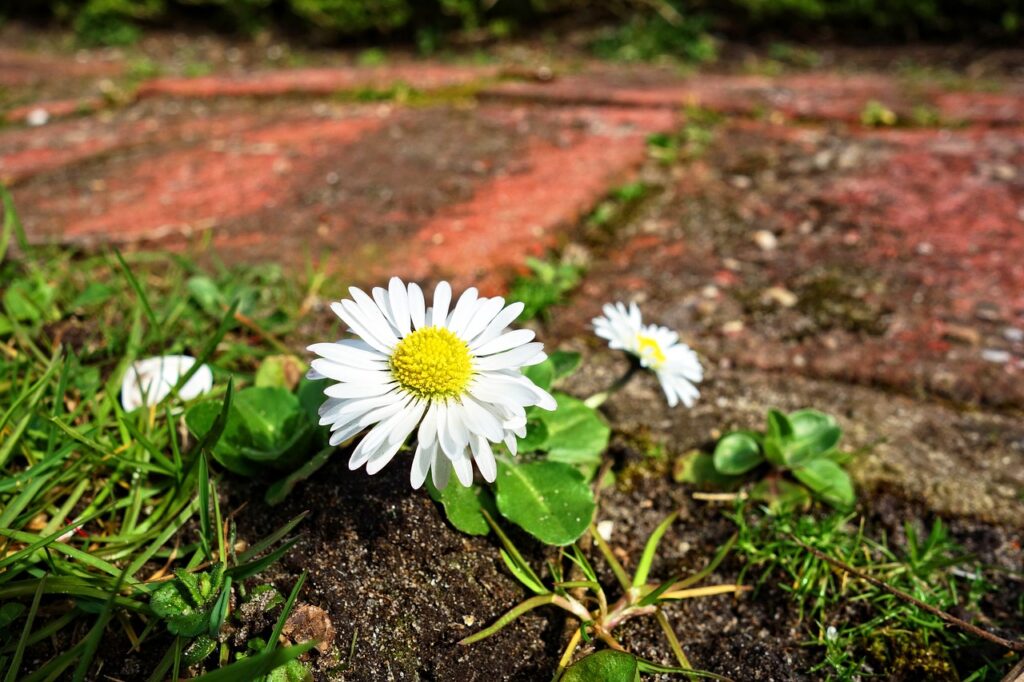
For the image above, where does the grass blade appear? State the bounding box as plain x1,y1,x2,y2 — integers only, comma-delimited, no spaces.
633,512,677,588
3,575,46,682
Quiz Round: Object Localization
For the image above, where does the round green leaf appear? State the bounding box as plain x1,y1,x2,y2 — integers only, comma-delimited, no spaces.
494,460,596,546
185,387,313,475
792,458,855,509
562,650,640,682
537,393,609,475
784,409,842,466
522,361,554,392
548,351,582,382
426,479,494,536
713,432,764,475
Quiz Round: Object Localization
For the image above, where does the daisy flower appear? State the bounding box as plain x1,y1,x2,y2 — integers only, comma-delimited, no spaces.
121,355,213,412
592,302,703,408
307,277,556,489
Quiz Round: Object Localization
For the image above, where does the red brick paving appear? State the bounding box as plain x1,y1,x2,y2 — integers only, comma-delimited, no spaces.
136,64,499,99
484,70,1024,125
3,50,1023,406
560,119,1024,407
3,96,108,125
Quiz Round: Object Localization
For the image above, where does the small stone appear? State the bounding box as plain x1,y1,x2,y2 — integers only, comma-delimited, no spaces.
916,242,934,255
752,230,777,251
974,302,1002,322
981,348,1011,364
701,285,720,299
722,257,742,271
1003,327,1024,343
942,324,980,346
722,320,745,335
26,108,50,127
762,286,798,308
730,175,753,189
283,603,335,653
596,520,614,541
992,163,1016,181
462,614,476,626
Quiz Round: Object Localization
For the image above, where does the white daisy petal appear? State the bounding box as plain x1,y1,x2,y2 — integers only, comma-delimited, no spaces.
307,341,387,369
460,297,505,344
446,287,479,335
430,281,452,327
458,396,505,442
431,446,452,489
313,360,390,385
345,292,399,348
470,301,525,348
441,402,471,459
407,282,426,330
470,436,497,482
331,302,390,354
388,277,412,336
472,329,536,356
473,342,546,371
451,452,475,487
318,381,394,400
411,439,437,489
371,287,399,331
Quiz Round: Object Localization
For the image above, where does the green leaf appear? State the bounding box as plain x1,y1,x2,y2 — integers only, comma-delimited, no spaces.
267,659,313,682
189,642,315,682
766,409,793,441
150,566,225,637
183,635,217,666
515,413,549,453
494,460,595,546
522,361,554,392
537,393,609,476
187,275,227,316
562,650,640,682
783,409,842,466
749,478,813,513
186,387,314,475
69,282,116,310
255,355,305,389
549,351,581,382
712,432,764,475
426,479,494,536
673,450,742,489
792,458,855,509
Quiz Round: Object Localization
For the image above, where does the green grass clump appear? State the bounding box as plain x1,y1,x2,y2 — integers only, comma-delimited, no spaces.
0,191,335,679
731,506,1017,680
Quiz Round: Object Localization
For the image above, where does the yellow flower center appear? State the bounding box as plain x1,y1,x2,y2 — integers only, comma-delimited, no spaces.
636,334,666,366
390,326,473,400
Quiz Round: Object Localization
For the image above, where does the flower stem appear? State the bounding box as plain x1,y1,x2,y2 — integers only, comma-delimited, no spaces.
584,360,641,408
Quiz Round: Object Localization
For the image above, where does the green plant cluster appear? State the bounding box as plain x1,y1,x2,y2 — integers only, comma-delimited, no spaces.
712,408,855,509
507,257,583,322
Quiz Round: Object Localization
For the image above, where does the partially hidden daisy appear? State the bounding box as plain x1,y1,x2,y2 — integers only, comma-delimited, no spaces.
308,277,556,489
592,302,703,408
